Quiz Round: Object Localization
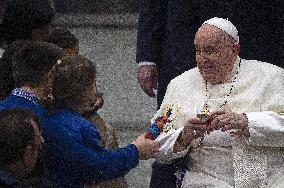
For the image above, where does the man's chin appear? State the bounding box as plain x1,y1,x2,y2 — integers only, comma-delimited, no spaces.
201,74,221,84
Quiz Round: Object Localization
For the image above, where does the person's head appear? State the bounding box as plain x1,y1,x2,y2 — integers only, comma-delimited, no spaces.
1,0,54,44
0,40,29,100
47,28,79,56
12,41,64,100
0,108,43,176
52,55,96,114
194,17,240,84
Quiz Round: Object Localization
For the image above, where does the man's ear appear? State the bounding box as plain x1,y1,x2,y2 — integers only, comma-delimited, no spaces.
232,43,240,55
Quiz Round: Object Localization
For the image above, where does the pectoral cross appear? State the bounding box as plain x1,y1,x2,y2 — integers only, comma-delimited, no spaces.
197,105,210,124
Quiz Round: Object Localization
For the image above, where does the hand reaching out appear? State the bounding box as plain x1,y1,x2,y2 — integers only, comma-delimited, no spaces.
132,132,160,160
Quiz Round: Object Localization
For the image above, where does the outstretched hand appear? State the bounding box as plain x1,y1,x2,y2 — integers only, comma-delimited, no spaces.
132,132,160,160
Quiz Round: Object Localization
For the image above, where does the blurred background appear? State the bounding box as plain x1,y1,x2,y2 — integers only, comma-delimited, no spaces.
53,0,139,13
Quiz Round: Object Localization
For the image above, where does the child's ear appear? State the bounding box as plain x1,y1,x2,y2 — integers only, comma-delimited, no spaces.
94,96,104,111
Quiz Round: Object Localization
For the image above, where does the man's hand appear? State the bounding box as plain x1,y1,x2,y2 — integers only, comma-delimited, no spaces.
132,133,160,160
137,65,158,97
208,110,248,132
174,118,206,151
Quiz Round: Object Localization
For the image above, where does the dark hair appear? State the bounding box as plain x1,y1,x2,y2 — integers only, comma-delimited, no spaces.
0,108,41,166
12,41,64,88
47,28,78,50
52,55,96,111
0,40,29,100
1,0,54,44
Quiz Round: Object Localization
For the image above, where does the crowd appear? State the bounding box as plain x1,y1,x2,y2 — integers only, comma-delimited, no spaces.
0,1,159,187
0,0,283,188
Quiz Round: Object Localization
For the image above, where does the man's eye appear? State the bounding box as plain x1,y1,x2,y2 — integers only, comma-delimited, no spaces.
204,48,214,54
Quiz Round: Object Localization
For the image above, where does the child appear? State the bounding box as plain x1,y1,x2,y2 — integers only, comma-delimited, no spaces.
43,54,159,187
47,29,128,186
0,108,52,187
0,40,29,100
0,41,64,119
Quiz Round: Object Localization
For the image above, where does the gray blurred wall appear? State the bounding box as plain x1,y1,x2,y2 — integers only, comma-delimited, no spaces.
53,14,157,127
54,0,139,13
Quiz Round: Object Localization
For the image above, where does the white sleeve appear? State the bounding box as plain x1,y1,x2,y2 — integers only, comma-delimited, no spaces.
266,167,284,188
246,111,284,147
151,81,190,163
154,127,190,164
245,66,284,148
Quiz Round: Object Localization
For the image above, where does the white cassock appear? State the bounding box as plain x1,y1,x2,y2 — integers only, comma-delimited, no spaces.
153,57,284,188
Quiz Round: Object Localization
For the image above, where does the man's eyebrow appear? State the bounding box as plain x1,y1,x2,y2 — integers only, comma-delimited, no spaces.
197,44,218,50
204,45,218,49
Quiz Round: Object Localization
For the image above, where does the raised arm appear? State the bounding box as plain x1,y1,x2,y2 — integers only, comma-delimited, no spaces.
43,121,159,183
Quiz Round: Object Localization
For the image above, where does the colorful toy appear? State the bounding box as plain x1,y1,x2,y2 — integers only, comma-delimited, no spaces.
146,103,181,140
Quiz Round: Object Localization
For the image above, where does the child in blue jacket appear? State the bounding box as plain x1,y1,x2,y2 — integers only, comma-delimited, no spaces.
43,55,159,187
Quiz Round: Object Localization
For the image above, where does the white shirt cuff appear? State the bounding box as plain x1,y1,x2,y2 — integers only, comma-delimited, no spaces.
138,61,156,66
154,127,190,164
246,111,284,147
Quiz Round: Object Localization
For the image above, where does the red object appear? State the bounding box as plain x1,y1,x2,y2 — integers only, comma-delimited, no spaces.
145,115,173,140
145,132,154,140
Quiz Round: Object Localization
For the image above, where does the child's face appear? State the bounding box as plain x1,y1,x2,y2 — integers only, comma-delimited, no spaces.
81,80,96,114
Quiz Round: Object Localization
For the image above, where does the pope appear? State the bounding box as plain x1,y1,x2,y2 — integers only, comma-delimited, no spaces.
152,17,284,188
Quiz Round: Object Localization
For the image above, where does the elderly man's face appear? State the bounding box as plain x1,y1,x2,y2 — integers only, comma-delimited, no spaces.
194,25,239,84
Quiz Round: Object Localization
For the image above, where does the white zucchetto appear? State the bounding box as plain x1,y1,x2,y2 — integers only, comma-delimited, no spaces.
203,17,239,43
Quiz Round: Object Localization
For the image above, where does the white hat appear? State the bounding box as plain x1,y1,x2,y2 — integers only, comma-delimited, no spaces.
203,17,239,43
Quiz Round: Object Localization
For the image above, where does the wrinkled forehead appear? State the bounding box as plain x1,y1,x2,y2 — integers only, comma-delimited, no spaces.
194,24,231,48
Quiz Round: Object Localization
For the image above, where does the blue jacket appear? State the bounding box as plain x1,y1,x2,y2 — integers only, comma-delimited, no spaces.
0,95,47,119
43,109,139,188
